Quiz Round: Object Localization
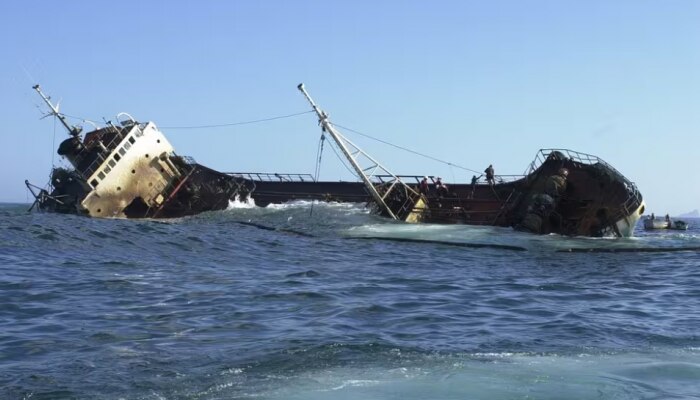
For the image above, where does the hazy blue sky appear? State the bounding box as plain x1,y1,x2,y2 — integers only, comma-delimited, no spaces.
1,1,698,214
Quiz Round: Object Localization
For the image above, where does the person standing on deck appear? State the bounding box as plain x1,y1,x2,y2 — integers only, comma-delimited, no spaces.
470,175,481,198
484,164,495,186
435,177,449,197
419,176,429,196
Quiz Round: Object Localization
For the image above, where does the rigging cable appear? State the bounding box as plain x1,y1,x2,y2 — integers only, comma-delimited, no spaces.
309,134,326,217
326,136,361,178
314,134,325,182
51,114,57,168
331,122,482,175
58,110,316,130
160,110,315,129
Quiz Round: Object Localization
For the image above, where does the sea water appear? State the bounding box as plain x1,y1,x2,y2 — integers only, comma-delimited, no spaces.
1,201,699,399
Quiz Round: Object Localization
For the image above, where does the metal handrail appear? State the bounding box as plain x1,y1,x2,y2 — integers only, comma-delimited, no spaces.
526,148,643,231
526,149,625,179
373,174,525,184
226,172,316,182
74,125,133,179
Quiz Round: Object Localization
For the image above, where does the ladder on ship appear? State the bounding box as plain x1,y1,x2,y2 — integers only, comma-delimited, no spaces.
297,84,427,222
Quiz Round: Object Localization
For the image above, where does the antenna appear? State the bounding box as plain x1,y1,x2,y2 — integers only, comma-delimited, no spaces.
32,84,81,137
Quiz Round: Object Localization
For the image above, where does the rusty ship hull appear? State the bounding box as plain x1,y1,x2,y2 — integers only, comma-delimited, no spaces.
234,148,645,237
27,84,644,237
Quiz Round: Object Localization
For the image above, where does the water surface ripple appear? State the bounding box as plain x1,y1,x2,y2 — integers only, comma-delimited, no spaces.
1,202,699,399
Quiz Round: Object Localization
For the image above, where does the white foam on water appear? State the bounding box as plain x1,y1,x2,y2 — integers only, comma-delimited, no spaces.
264,200,368,212
227,195,257,209
343,220,700,252
252,351,700,400
220,200,700,252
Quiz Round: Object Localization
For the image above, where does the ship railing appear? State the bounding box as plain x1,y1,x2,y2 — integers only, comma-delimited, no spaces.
612,181,644,224
525,148,640,191
491,175,525,184
148,162,196,211
226,172,316,182
372,174,525,185
526,148,620,177
102,123,129,152
182,156,197,165
75,125,131,179
527,148,643,228
81,128,127,179
82,154,106,180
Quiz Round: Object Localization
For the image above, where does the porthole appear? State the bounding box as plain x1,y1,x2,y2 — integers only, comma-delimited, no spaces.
97,209,101,213
131,169,136,174
145,154,149,158
117,186,121,191
157,139,161,143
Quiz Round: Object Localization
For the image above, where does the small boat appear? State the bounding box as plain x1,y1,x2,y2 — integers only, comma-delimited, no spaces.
643,218,689,230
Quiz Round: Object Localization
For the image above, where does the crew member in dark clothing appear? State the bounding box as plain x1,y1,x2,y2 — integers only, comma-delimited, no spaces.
435,177,449,197
469,175,480,198
419,176,429,195
484,164,495,186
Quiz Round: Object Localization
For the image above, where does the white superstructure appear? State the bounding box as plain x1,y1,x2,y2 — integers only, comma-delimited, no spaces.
81,121,184,217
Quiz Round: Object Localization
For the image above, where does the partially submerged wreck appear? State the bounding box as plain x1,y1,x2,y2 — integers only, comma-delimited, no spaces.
232,148,645,237
231,84,646,237
26,85,249,218
27,84,645,237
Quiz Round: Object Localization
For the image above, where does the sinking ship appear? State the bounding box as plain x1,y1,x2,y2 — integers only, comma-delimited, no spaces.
27,84,645,237
229,84,646,237
26,85,250,218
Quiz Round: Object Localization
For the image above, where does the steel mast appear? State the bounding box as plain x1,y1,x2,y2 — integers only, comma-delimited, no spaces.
297,83,425,222
33,84,81,137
